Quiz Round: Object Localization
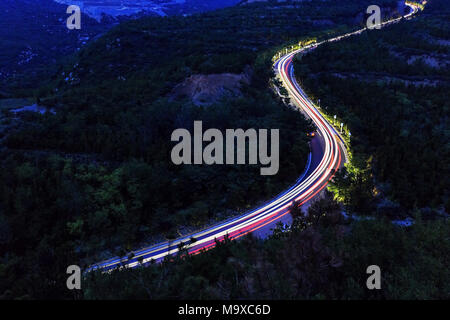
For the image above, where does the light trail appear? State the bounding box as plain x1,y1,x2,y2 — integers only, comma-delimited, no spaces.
88,2,420,272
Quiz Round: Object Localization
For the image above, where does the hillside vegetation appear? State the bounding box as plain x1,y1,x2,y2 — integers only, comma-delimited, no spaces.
0,0,402,299
295,0,449,216
82,0,450,300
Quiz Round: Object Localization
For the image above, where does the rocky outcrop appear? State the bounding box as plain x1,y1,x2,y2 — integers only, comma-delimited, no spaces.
170,67,252,106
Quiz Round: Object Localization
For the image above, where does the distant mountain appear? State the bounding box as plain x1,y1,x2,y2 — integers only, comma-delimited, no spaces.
53,0,242,21
0,0,241,90
0,0,106,88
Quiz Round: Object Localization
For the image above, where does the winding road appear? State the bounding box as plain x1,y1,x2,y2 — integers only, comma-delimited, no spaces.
88,2,418,272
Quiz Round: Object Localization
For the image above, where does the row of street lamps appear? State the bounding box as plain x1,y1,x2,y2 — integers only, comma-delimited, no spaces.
317,99,351,139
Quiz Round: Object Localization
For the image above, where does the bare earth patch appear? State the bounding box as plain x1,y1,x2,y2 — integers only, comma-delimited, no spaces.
170,67,252,106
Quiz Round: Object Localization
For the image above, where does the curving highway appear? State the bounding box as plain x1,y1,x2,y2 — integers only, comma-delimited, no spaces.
88,2,419,272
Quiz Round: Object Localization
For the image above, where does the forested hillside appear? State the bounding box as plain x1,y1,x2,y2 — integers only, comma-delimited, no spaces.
295,0,449,216
0,0,401,299
85,194,450,300
82,0,450,300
